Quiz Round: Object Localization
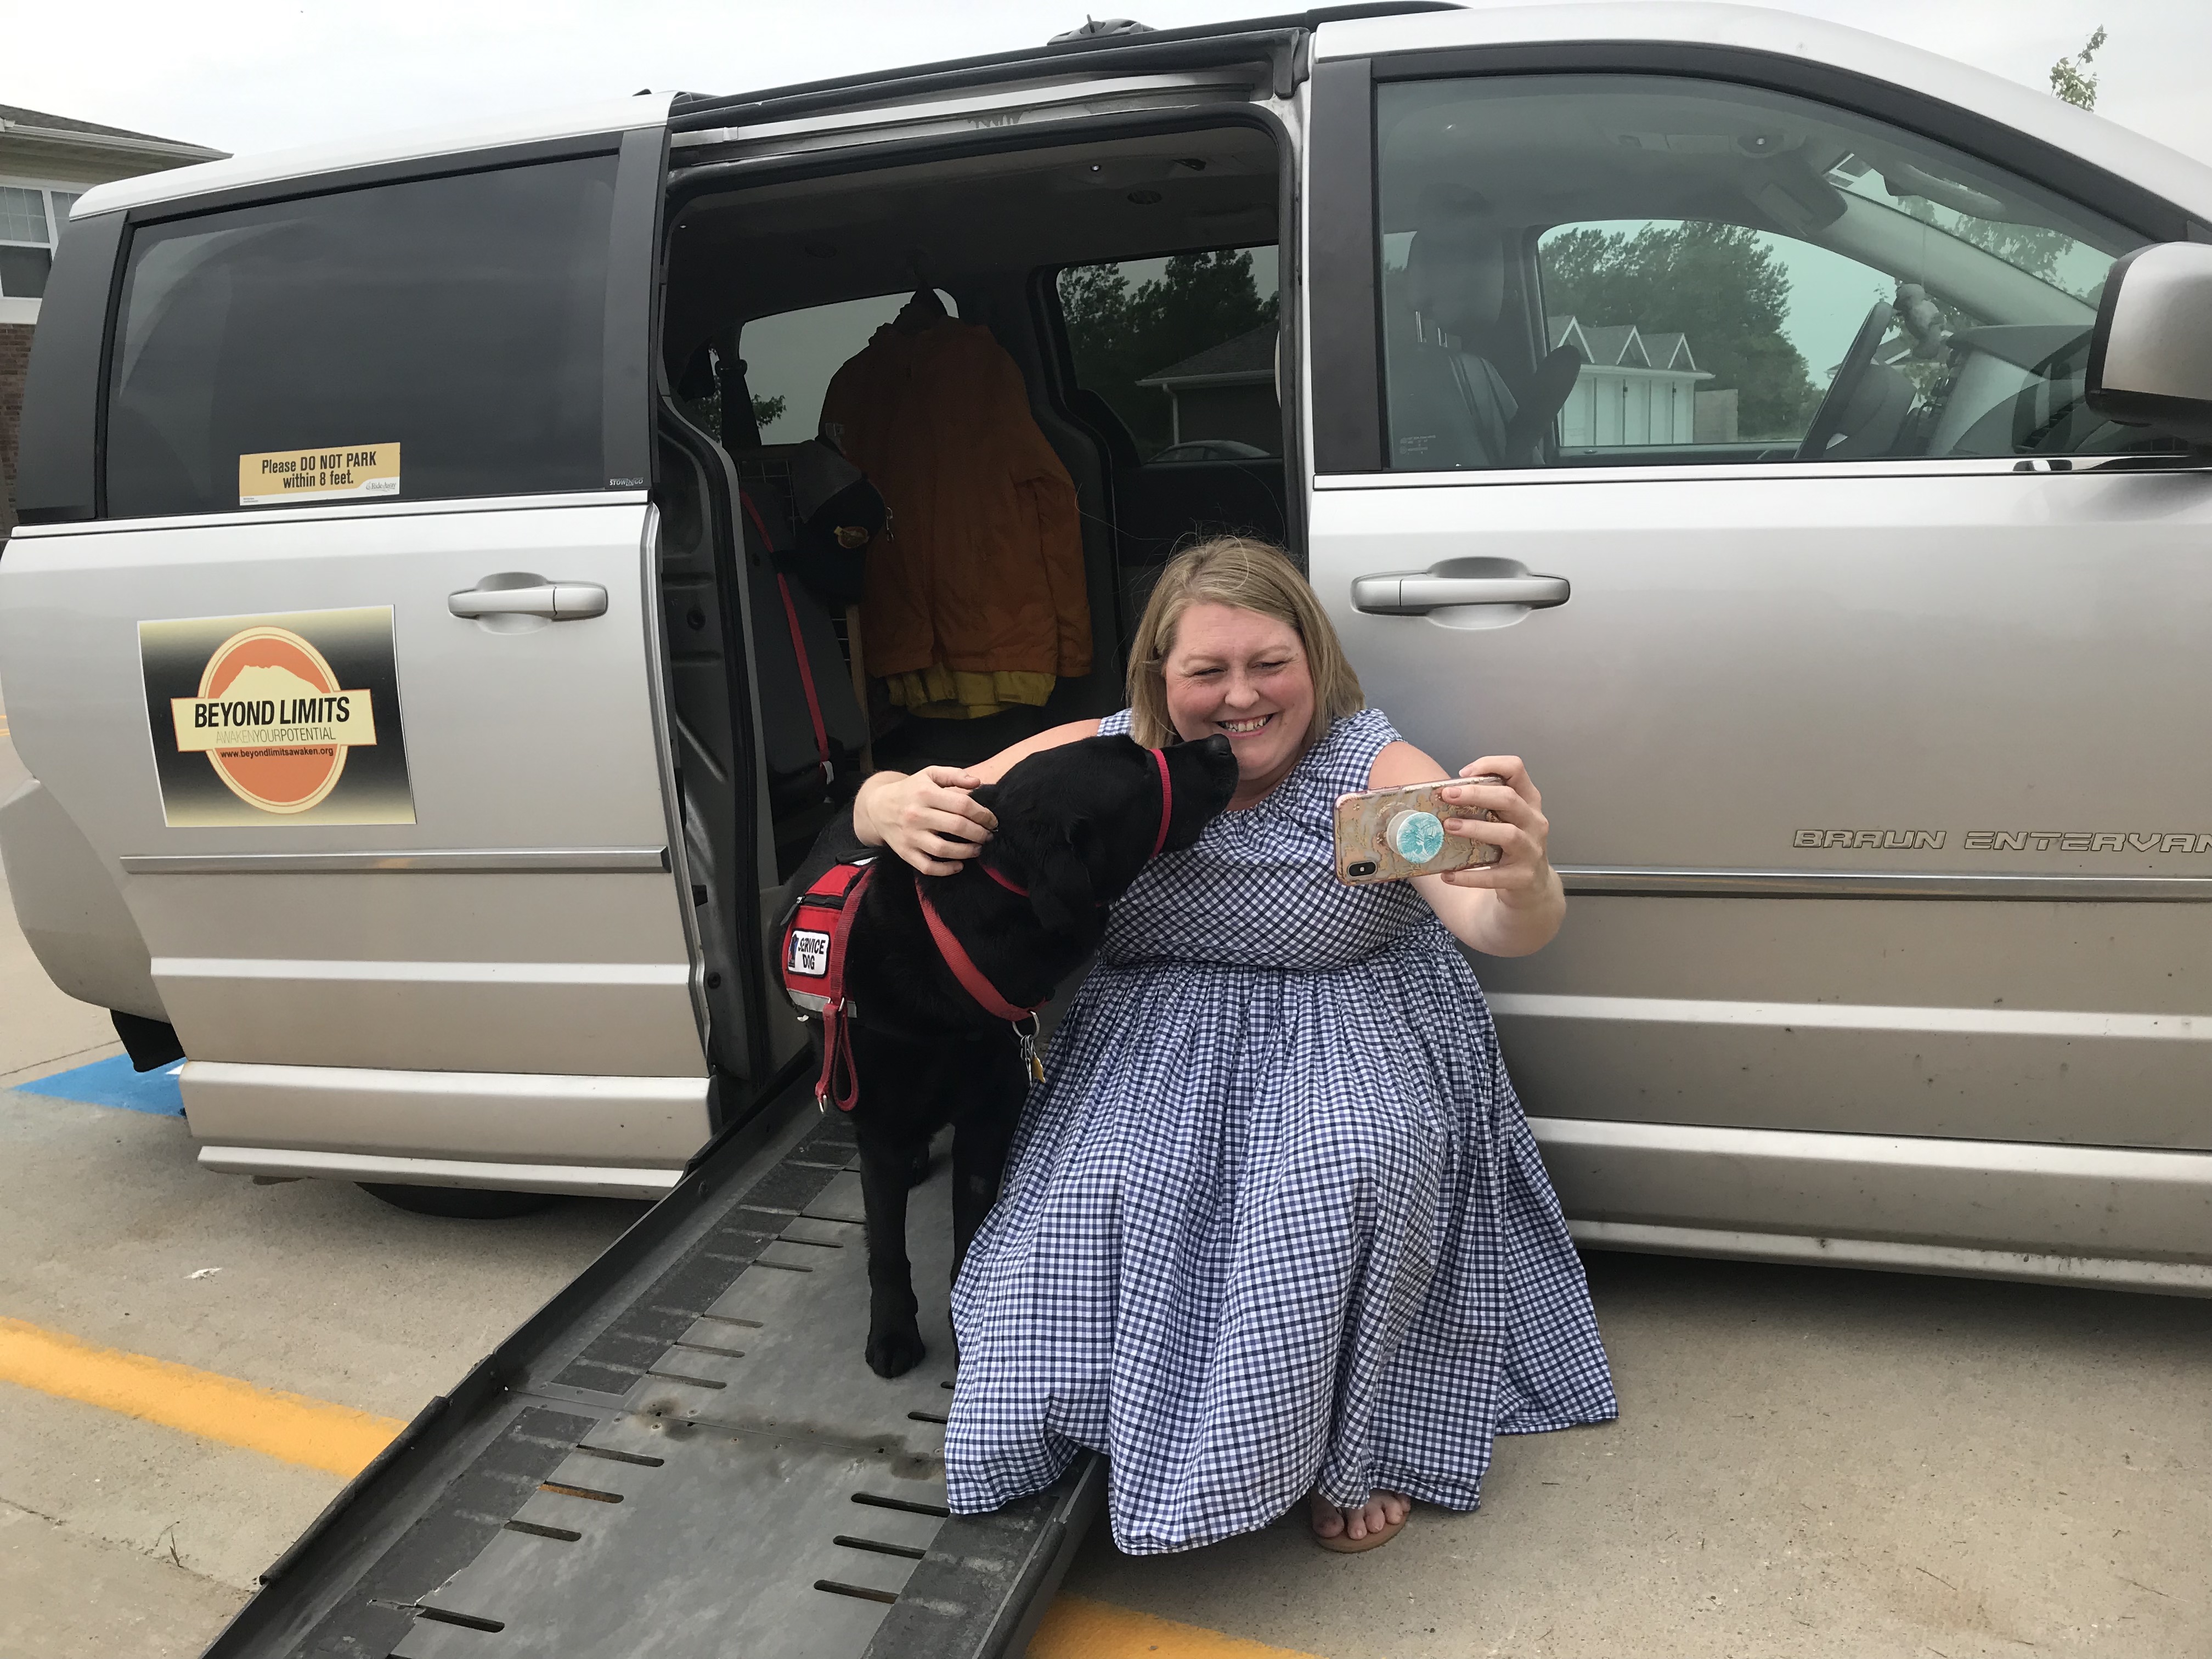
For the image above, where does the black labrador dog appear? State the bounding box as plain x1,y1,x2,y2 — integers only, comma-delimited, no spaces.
787,733,1237,1377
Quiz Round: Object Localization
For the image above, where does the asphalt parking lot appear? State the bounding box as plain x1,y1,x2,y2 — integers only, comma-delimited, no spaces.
0,694,2205,1658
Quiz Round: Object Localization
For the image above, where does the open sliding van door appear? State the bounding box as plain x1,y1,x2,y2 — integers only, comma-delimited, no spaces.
0,95,755,1200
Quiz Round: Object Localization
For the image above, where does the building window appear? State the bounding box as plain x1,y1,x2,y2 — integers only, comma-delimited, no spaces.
0,184,82,301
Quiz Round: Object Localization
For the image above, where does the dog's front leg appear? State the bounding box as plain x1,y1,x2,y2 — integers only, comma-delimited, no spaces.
950,1051,1023,1291
854,1112,929,1379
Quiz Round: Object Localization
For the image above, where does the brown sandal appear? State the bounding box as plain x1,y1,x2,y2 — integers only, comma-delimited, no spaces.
1310,1495,1407,1553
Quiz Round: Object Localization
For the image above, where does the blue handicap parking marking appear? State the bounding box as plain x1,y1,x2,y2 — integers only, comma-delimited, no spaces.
16,1054,186,1116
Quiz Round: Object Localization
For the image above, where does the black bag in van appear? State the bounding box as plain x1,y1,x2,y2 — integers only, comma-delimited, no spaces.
737,439,885,610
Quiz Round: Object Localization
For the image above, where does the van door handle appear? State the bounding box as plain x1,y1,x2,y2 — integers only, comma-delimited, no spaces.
1351,574,1571,614
447,583,608,621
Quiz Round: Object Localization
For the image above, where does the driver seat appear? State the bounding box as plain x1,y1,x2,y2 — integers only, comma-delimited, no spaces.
1387,205,1577,469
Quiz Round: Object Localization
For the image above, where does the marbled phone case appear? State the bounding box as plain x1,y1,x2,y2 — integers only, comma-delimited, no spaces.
1331,777,1504,885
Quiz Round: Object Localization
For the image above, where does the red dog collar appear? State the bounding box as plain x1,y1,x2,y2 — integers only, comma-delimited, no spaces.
1147,745,1173,857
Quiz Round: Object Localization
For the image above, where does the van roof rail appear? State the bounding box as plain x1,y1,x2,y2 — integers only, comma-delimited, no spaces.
666,2,1457,132
1049,18,1154,44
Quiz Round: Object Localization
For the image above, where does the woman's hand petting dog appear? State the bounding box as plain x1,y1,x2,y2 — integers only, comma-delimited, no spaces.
855,765,1000,876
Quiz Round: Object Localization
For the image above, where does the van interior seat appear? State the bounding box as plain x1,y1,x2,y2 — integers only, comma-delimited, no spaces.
1386,191,1584,470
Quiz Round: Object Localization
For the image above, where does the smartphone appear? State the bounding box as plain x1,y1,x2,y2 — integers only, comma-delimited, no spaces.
1332,777,1505,885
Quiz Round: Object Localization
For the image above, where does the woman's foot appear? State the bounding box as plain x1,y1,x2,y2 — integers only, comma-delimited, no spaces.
1309,1489,1410,1553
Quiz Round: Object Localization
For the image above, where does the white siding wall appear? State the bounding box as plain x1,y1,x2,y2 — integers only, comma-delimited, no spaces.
1558,366,1704,448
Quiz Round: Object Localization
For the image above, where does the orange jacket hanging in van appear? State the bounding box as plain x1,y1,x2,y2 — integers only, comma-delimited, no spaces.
821,315,1088,718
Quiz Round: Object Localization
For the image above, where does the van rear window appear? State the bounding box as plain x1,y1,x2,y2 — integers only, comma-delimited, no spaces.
106,154,619,518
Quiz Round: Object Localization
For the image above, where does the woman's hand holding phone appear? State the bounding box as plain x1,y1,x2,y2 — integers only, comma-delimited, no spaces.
1435,756,1554,908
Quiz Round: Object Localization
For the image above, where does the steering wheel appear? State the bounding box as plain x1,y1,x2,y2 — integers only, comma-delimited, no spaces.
1795,301,1895,461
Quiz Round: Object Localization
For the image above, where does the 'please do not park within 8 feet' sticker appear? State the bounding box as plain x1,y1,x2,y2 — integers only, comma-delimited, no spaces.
239,443,400,506
139,607,415,827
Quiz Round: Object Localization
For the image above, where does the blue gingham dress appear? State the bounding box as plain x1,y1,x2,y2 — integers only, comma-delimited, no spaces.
945,708,1616,1554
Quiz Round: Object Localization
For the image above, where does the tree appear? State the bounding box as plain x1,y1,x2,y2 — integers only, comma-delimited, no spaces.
2049,26,2106,110
669,348,788,442
1541,222,1820,439
1059,250,1278,454
1885,32,2112,303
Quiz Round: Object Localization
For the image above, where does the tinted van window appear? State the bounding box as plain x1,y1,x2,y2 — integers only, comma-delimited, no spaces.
108,154,618,518
735,290,958,444
1057,246,1280,460
1374,76,2156,472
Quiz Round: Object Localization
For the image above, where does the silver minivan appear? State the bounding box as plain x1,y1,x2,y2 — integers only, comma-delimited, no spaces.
4,3,2208,1286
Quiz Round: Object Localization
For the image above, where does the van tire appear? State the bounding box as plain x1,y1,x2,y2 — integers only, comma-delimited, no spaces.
358,1182,561,1219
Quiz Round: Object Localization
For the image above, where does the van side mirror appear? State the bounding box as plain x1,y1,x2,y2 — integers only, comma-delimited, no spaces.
2086,241,2212,446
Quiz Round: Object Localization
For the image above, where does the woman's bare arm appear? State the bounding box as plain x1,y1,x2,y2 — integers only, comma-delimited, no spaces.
1367,740,1565,957
854,719,1102,874
968,719,1103,784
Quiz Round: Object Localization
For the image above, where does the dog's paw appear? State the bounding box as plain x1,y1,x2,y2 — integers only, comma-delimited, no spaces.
866,1323,928,1379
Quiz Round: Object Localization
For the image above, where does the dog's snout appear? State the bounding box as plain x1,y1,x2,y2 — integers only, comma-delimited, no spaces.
1196,734,1238,788
1172,733,1240,825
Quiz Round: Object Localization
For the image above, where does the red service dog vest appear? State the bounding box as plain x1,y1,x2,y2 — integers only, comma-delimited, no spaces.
780,859,875,1110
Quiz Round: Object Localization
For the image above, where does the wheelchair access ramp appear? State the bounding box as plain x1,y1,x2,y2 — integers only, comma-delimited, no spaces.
202,1077,1103,1659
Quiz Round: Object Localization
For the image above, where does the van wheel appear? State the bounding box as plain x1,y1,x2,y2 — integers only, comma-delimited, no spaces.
358,1182,561,1219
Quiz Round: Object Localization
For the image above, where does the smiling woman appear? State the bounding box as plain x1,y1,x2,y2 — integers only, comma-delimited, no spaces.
1125,534,1361,809
853,535,1610,1556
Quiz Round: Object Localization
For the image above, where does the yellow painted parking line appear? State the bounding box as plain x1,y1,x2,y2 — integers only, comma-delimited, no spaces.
0,1316,404,1478
1031,1595,1325,1658
0,1319,1328,1642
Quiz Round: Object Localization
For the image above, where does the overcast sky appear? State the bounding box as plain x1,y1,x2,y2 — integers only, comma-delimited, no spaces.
3,1,2208,167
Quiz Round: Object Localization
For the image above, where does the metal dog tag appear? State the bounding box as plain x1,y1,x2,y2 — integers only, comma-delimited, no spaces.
1015,1014,1045,1085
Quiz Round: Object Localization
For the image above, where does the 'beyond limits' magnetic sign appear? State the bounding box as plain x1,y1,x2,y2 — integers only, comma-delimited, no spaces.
138,607,415,827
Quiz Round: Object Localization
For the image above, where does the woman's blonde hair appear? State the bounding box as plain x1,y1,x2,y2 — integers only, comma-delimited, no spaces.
1126,535,1364,749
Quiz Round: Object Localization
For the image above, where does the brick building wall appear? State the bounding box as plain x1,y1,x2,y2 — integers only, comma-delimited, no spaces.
0,108,225,535
1,321,34,534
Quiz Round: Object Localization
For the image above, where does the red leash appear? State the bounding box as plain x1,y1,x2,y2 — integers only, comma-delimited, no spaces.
916,889,1040,1023
915,746,1173,1079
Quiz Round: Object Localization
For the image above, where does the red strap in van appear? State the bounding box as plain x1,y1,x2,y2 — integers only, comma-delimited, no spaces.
741,489,832,786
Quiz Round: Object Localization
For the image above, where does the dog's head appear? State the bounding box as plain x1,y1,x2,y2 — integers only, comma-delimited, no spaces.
977,734,1238,937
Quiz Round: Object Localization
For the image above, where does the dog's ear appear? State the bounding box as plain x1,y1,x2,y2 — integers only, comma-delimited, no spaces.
1029,816,1097,938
